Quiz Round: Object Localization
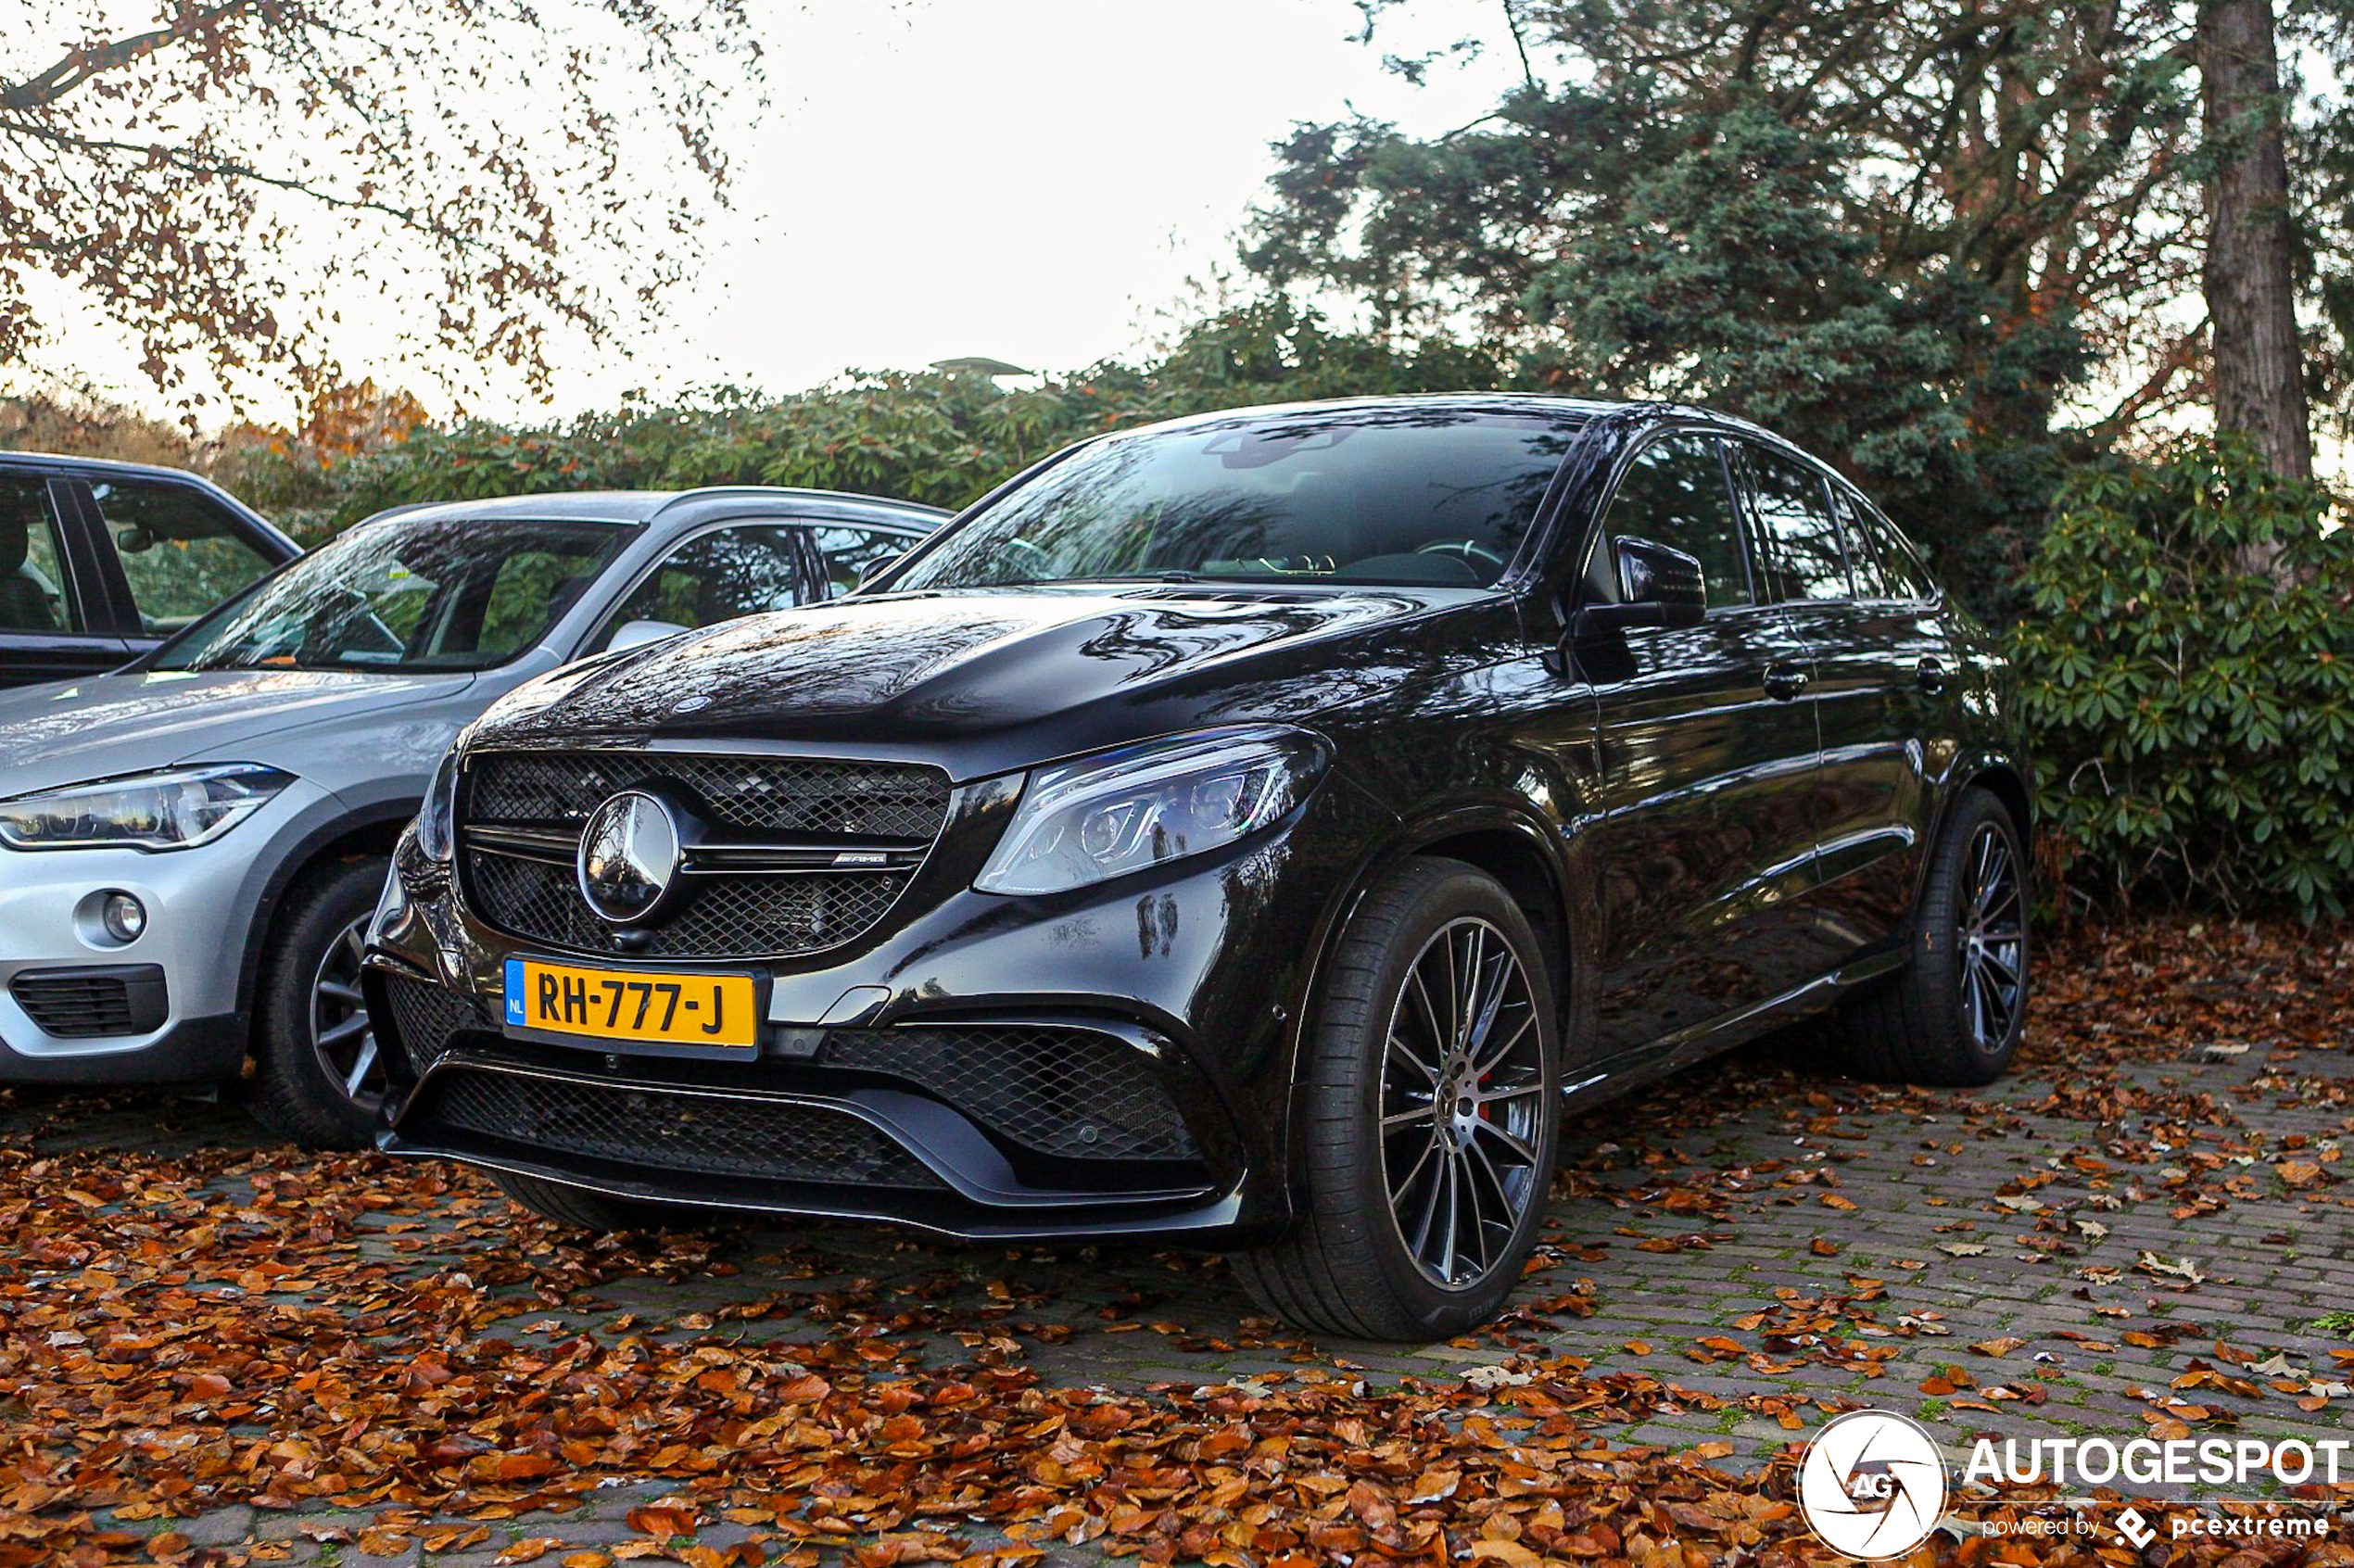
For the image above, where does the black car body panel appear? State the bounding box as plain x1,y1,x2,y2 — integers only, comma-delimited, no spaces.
362,396,2029,1244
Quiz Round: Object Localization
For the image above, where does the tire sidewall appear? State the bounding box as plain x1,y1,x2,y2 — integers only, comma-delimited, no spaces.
251,855,389,1147
1329,865,1562,1332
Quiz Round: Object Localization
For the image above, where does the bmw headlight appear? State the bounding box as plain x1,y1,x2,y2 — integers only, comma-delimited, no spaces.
0,764,295,852
416,750,461,863
976,727,1328,896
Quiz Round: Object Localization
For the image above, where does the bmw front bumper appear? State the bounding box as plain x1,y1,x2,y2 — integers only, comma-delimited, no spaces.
0,781,336,1084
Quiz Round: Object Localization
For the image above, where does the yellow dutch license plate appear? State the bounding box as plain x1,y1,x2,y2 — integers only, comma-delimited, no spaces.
502,958,758,1050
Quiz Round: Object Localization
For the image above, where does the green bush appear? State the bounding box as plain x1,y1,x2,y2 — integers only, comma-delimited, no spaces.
239,301,1508,536
2009,439,2354,918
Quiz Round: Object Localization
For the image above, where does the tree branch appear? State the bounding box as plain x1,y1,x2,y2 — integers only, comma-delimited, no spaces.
0,3,263,112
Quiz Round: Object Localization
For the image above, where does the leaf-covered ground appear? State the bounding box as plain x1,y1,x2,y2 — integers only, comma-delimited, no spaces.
5,918,2352,1566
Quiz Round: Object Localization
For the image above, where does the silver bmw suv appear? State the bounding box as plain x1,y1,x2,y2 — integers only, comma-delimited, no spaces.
0,487,939,1144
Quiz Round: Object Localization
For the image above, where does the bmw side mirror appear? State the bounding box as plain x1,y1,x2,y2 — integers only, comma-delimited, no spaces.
1573,537,1708,636
607,618,690,653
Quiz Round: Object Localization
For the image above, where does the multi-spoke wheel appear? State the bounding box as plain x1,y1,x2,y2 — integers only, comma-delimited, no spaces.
1235,858,1560,1340
249,856,393,1149
1378,917,1547,1289
310,916,385,1110
1957,820,2025,1053
1842,788,2031,1086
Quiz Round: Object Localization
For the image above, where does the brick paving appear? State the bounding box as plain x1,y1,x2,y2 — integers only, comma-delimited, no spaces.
9,989,2354,1560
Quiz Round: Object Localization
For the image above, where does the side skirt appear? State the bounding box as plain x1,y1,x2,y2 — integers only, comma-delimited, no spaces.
1559,945,1908,1117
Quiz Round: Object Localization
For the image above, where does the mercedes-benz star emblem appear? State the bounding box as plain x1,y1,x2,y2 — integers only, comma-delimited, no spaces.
577,790,683,926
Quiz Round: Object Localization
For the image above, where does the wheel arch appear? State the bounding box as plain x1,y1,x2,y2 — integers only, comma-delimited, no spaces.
234,807,412,1044
1908,751,2033,929
1279,802,1588,1188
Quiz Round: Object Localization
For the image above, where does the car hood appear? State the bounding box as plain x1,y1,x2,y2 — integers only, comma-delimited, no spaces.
0,667,475,797
471,586,1498,780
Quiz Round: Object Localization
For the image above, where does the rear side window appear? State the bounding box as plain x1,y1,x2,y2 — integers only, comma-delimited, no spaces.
1740,448,1851,602
0,477,82,632
1837,488,1937,602
1603,435,1750,608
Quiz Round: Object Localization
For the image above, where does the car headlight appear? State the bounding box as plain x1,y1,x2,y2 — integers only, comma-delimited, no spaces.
975,727,1328,896
416,750,461,863
0,764,296,852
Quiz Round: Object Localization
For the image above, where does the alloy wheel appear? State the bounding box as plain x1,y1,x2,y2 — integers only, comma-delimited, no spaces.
310,917,383,1109
1377,916,1546,1289
1958,821,2026,1052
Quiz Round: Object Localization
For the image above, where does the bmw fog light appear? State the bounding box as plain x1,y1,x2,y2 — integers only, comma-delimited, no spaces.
100,891,147,942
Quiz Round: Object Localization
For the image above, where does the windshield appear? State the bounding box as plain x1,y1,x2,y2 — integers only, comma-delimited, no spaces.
893,408,1583,592
155,516,630,674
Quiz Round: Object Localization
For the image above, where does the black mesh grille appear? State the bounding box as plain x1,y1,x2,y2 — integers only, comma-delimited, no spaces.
378,976,485,1074
824,1026,1196,1161
468,851,912,960
469,752,951,840
417,1068,944,1187
10,973,135,1037
459,751,944,961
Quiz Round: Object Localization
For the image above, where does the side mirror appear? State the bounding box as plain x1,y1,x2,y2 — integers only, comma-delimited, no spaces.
606,618,690,653
854,552,905,590
1573,537,1708,637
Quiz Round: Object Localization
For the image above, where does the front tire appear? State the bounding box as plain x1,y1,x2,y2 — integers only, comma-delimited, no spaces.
1236,858,1561,1340
247,856,391,1149
1841,788,2030,1086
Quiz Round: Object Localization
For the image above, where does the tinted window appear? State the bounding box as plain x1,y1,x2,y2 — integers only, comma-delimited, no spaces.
88,478,278,632
1740,449,1850,601
896,410,1582,591
1830,489,1899,600
1604,435,1748,608
1841,490,1937,601
0,478,81,632
809,524,916,599
157,517,626,673
595,523,811,649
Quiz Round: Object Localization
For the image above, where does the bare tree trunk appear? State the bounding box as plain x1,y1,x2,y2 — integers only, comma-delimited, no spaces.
2197,0,2312,485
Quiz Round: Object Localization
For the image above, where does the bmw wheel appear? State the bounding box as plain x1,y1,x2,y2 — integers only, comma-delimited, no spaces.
1235,857,1560,1340
248,856,392,1149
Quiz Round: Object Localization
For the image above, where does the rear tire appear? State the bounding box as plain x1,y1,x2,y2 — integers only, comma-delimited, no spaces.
1235,857,1560,1340
1841,788,2030,1086
247,856,390,1150
490,1169,690,1233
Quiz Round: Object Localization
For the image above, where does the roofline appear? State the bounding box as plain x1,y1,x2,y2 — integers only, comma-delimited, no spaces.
348,485,951,531
650,485,953,520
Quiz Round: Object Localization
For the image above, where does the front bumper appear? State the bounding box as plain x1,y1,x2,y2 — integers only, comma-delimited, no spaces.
363,773,1392,1244
0,782,331,1082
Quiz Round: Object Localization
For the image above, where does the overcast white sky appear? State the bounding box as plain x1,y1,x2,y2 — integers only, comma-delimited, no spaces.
601,0,1522,408
21,0,1526,424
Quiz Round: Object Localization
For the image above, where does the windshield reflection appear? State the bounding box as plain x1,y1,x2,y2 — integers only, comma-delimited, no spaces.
157,517,628,676
897,408,1582,592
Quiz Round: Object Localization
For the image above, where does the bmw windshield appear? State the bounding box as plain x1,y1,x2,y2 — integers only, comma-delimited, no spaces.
892,408,1583,592
155,516,630,674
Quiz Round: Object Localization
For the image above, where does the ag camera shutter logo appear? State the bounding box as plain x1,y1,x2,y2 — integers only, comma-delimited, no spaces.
1798,1410,1949,1559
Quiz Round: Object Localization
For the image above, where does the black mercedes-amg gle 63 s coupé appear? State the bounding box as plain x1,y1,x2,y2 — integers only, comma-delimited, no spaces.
362,395,2031,1338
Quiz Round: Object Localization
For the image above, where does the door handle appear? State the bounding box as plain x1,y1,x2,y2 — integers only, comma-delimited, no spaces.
1917,656,1947,694
1763,663,1809,701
